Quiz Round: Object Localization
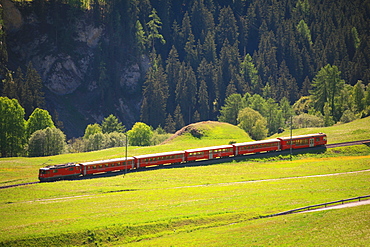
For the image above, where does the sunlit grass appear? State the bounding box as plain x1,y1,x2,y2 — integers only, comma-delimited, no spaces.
0,119,370,246
272,116,370,143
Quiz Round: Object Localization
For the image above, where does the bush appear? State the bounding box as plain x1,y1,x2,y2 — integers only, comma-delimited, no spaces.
28,127,66,157
340,109,357,123
292,113,324,129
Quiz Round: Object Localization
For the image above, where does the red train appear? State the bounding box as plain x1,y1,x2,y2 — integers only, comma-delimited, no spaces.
38,133,327,182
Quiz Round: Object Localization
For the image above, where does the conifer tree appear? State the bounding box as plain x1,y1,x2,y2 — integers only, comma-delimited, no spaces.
147,8,166,51
310,64,345,120
217,6,239,46
101,114,125,133
174,104,185,130
197,79,209,120
164,114,176,133
23,62,45,117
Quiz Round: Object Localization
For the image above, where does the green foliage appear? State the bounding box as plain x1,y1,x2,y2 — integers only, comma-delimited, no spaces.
340,109,357,123
146,8,166,50
141,53,169,128
127,122,153,146
0,97,26,157
27,108,55,137
237,107,267,140
28,127,66,157
218,94,246,125
310,64,345,121
352,80,365,113
351,27,361,49
292,113,324,129
85,132,105,151
101,114,125,134
83,123,102,139
297,19,313,45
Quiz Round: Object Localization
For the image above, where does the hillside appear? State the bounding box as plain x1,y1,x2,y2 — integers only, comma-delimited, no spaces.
272,116,370,144
1,0,370,138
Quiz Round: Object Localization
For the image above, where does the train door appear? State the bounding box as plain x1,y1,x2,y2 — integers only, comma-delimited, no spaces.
309,138,314,147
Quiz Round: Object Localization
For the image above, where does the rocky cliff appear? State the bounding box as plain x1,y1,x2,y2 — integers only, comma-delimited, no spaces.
3,0,147,138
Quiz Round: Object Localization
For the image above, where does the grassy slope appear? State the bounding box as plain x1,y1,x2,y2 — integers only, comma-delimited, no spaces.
271,116,370,143
0,119,370,246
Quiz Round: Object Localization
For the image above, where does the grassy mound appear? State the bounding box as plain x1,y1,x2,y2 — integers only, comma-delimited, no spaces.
162,121,252,145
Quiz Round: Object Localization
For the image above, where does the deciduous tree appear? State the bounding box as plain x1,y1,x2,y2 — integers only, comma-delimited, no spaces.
0,97,26,157
127,122,153,146
27,108,55,137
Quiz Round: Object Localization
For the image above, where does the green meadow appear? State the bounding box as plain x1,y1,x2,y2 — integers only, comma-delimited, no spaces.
0,119,369,246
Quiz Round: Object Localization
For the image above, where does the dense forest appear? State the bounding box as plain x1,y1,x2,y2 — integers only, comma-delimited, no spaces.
1,0,370,148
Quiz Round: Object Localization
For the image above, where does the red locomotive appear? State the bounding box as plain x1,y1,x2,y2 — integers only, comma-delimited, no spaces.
39,133,327,181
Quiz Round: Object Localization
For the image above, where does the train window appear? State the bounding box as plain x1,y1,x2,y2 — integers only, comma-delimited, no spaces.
53,169,58,173
69,168,74,171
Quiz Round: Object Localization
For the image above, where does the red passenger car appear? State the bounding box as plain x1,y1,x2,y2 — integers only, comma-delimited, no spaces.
278,133,327,150
185,145,234,162
233,139,281,156
134,151,185,168
80,157,136,176
38,163,81,182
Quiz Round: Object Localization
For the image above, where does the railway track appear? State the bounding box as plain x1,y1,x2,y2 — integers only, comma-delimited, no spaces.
1,139,369,189
326,139,370,148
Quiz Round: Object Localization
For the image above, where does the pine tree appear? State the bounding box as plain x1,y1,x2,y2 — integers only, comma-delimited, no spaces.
164,114,176,133
147,8,166,51
174,104,185,130
310,64,345,120
141,53,169,128
166,46,181,114
197,79,209,120
23,62,44,117
175,62,197,124
101,114,125,133
216,6,239,46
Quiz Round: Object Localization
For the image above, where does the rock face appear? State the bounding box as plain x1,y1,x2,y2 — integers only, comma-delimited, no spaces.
5,3,146,138
1,0,23,31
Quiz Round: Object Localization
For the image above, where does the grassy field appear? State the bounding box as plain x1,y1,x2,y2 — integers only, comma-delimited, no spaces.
0,119,370,246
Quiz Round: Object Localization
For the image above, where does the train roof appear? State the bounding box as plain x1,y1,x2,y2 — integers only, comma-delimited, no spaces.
80,157,135,166
185,144,234,153
40,163,78,170
277,133,326,140
134,150,185,159
233,139,281,147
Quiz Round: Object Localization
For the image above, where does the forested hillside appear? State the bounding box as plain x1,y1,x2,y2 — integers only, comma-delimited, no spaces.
1,0,370,138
